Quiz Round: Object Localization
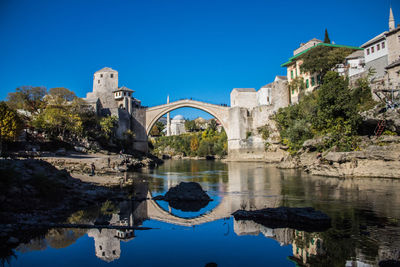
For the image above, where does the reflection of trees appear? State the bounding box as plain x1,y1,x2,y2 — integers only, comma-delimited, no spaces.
46,229,87,249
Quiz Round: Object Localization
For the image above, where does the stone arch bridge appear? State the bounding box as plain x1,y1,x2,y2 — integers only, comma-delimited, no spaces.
132,98,275,160
145,99,230,135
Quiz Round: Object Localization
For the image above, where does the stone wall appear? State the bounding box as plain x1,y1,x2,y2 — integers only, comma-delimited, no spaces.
366,55,388,79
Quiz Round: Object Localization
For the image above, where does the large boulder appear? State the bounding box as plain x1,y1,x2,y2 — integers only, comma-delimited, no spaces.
232,207,331,232
153,182,212,212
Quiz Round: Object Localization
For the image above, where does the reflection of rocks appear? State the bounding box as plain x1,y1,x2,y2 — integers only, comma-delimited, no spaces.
153,182,211,212
233,219,294,246
232,207,331,232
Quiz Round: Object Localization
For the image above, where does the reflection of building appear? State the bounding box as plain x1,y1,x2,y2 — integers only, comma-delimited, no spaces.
170,115,186,135
87,181,149,263
233,220,294,246
87,214,122,263
291,230,324,266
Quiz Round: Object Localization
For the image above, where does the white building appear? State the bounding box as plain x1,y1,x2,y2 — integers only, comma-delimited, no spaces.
344,50,365,78
170,115,186,136
361,32,388,79
230,76,288,111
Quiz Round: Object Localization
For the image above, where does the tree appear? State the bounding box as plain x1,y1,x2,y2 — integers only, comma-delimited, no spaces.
7,86,47,113
0,102,23,155
324,29,331,44
190,135,199,152
208,119,217,131
48,88,76,103
0,102,23,142
100,116,118,140
299,46,354,81
185,120,198,132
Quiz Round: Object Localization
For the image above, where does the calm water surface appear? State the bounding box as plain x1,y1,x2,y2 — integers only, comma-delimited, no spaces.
7,160,400,267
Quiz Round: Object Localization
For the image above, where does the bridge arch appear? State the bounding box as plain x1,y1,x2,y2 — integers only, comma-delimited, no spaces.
145,99,230,136
146,191,232,226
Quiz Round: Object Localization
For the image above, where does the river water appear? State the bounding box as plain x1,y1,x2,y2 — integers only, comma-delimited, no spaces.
6,160,400,267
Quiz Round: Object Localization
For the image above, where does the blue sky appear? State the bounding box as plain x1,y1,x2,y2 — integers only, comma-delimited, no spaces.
0,0,398,119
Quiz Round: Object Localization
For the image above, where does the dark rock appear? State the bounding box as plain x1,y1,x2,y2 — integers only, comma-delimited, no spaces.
7,236,19,244
155,182,212,212
379,260,400,267
164,182,211,202
232,207,331,232
152,195,165,201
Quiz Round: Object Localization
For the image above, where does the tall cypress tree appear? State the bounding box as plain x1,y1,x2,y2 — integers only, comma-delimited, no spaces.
324,29,331,44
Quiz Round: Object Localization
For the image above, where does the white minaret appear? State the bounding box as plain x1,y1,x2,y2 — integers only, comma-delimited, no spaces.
389,6,395,31
166,95,171,136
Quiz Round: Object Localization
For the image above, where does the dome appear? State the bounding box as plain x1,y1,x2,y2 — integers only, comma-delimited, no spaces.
172,115,185,120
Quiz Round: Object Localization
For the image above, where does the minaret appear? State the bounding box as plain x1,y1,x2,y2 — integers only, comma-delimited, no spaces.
166,95,171,136
389,6,395,31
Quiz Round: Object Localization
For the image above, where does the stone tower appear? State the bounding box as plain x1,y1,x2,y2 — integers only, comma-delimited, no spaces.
86,67,119,109
389,6,395,31
93,67,118,94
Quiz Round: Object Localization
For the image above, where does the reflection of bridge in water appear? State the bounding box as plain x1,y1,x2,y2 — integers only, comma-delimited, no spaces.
145,162,284,227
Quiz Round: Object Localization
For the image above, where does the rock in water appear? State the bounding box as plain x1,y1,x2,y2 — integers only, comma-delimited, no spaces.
232,207,331,232
154,182,212,212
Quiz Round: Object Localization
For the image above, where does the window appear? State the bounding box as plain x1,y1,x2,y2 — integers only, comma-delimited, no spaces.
311,77,315,86
100,74,103,78
306,79,309,88
292,88,295,94
371,46,374,53
124,92,126,96
110,73,114,78
98,80,100,84
366,48,370,55
291,70,294,79
317,75,321,84
295,68,298,77
377,44,380,51
382,42,385,49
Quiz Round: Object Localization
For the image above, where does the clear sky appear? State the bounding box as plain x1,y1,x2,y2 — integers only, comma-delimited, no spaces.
0,0,398,119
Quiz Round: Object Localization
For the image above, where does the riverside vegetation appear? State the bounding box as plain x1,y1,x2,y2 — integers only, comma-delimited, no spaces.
150,121,228,158
1,86,133,155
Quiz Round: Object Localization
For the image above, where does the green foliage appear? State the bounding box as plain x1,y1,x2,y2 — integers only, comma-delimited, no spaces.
152,125,227,157
32,100,84,140
246,131,252,139
382,130,397,136
288,77,305,93
313,72,359,132
299,46,355,80
150,121,165,136
0,102,24,142
273,71,375,153
185,120,198,132
48,87,76,103
257,125,271,140
99,116,118,140
6,86,47,113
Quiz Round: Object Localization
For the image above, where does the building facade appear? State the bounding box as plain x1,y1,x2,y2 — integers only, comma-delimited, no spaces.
170,115,186,136
281,40,361,104
84,67,144,146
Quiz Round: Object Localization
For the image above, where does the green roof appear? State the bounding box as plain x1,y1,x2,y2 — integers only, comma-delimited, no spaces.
281,43,363,67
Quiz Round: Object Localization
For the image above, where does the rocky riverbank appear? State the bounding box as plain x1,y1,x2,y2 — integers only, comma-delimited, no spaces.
278,135,400,178
36,151,163,175
0,157,138,256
